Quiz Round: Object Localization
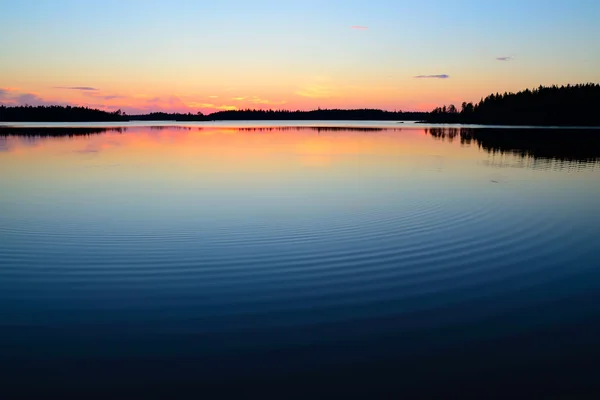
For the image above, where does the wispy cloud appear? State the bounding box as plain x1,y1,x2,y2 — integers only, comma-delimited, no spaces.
100,95,123,100
296,77,335,99
189,102,238,111
55,86,99,91
0,88,62,107
296,84,334,98
0,87,20,99
82,91,124,100
248,96,287,105
351,26,368,30
496,56,513,61
16,92,55,106
414,74,450,79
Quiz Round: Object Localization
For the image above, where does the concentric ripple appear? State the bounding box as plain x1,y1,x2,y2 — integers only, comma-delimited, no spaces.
1,125,600,397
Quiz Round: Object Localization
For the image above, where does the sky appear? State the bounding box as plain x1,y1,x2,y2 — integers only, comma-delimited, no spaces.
1,0,599,114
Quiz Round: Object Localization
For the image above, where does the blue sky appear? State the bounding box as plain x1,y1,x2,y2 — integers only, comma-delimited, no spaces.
1,0,599,112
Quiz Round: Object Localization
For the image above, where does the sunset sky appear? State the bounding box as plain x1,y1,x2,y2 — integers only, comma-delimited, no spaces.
1,0,599,114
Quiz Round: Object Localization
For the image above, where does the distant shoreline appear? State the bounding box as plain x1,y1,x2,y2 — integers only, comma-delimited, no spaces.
1,83,599,125
2,120,600,129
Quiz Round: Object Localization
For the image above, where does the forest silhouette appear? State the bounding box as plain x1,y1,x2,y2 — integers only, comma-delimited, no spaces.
0,106,423,122
1,84,599,125
3,124,599,164
425,83,600,126
207,109,425,121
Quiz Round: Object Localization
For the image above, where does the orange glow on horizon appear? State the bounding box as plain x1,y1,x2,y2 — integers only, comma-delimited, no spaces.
2,72,515,114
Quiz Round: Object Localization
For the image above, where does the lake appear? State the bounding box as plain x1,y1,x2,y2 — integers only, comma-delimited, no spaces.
1,122,600,398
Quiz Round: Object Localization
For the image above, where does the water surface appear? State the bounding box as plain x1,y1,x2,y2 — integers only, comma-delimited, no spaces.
1,124,599,397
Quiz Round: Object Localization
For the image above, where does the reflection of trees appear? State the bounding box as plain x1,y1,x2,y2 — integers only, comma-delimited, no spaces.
0,127,127,151
426,127,600,164
238,127,402,133
0,127,126,137
0,136,9,152
482,157,596,172
426,128,460,142
210,108,426,121
149,126,193,131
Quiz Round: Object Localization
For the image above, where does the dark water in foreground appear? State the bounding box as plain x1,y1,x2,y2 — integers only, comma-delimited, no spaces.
1,124,600,398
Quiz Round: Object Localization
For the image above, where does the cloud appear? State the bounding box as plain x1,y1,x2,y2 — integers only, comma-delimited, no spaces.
296,78,336,99
0,87,20,99
228,95,286,105
100,95,123,100
82,91,124,100
414,74,450,79
248,96,287,105
16,92,54,106
189,102,238,111
296,84,334,98
351,26,368,30
0,88,61,107
55,86,99,91
496,56,513,61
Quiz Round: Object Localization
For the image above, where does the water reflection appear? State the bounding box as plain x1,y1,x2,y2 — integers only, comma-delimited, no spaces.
0,126,126,136
0,136,8,152
427,127,600,164
1,124,600,398
237,126,401,133
1,125,599,170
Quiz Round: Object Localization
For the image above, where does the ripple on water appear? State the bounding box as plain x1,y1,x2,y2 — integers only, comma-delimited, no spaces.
0,193,595,325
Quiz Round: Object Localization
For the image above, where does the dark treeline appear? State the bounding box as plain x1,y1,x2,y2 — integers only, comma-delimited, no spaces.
0,106,210,122
0,105,125,122
4,84,599,125
129,112,209,121
0,106,425,122
427,127,600,162
425,83,600,126
209,109,425,121
0,126,126,137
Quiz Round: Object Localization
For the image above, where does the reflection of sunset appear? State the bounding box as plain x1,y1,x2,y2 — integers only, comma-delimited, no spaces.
3,126,596,191
0,127,496,195
0,126,476,164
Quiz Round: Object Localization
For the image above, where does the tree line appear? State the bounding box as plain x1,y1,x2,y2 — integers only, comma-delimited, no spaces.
208,108,426,121
2,83,599,125
425,83,600,126
0,105,126,122
0,105,424,122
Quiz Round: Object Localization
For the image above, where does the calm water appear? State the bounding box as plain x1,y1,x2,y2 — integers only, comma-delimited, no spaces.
1,123,600,398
